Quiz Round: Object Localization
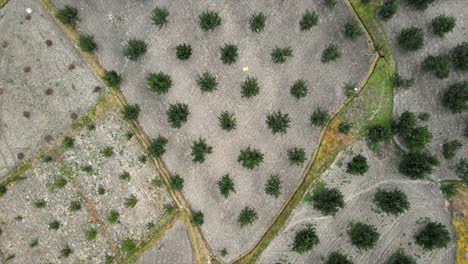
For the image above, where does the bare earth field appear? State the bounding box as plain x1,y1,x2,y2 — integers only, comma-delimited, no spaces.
0,0,104,178
50,0,372,260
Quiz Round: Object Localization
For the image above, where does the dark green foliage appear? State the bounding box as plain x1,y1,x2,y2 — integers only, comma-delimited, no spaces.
62,136,74,148
85,228,98,241
347,154,368,175
291,225,319,254
347,222,379,250
287,147,307,166
123,39,147,61
241,77,260,98
80,165,93,173
367,125,392,144
422,54,451,79
218,174,235,198
398,152,439,179
69,201,81,212
378,0,399,21
373,189,409,215
171,174,184,190
122,104,140,121
42,155,53,162
250,13,266,33
238,207,258,227
415,221,450,250
60,245,73,258
98,186,106,195
54,177,68,189
398,27,424,51
34,199,46,208
101,147,114,157
105,255,115,264
271,47,293,64
385,249,416,264
312,186,345,215
176,43,192,61
220,44,238,65
166,103,190,128
290,80,308,99
338,122,352,134
343,20,362,40
219,248,228,257
442,140,463,159
450,42,468,71
405,0,435,10
310,108,330,127
440,182,457,198
56,5,78,26
119,171,131,181
300,10,319,31
192,211,204,226
432,15,456,37
325,0,337,8
391,73,414,89
457,159,468,184
405,126,432,151
418,112,430,121
322,44,341,63
151,7,169,29
197,72,218,93
191,138,213,163
343,82,357,97
238,147,264,169
124,194,138,208
107,210,119,223
147,72,172,94
29,239,39,248
0,185,6,197
199,10,222,31
265,175,282,198
394,111,416,136
121,238,137,255
49,220,61,230
78,34,97,52
266,111,290,134
443,81,468,113
102,70,122,87
138,155,147,164
148,135,168,158
218,111,237,131
325,251,353,264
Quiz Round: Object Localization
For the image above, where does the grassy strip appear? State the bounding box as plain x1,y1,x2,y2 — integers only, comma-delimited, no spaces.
0,162,32,187
0,0,9,9
444,182,468,264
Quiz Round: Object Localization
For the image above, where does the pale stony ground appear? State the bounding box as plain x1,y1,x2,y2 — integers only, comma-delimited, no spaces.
0,0,104,178
136,220,193,264
50,0,372,260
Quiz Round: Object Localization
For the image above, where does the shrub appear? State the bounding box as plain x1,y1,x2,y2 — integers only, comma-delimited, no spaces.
220,44,238,65
102,70,122,87
266,111,290,134
85,228,98,241
325,251,353,264
101,147,114,157
347,154,368,175
148,135,168,158
123,39,147,61
310,108,330,127
288,147,307,166
54,177,67,189
176,43,192,60
56,5,78,26
385,250,416,264
440,182,457,198
322,44,341,63
443,81,468,113
218,174,235,198
60,245,73,258
404,126,432,151
271,47,293,64
49,220,61,230
171,174,184,190
291,225,319,254
238,207,258,227
78,34,97,52
432,15,456,37
107,210,119,223
418,112,430,121
249,13,266,33
62,136,74,148
166,103,190,128
300,10,319,31
378,0,399,21
265,175,282,198
192,211,204,226
422,54,451,79
398,27,424,51
218,111,237,131
34,199,47,208
367,124,392,144
219,248,228,257
42,155,53,162
238,147,264,169
199,10,222,31
391,73,414,89
29,239,39,248
450,42,468,71
442,140,463,159
312,186,345,215
197,72,218,93
151,7,169,29
343,20,362,40
338,122,352,134
374,189,409,215
290,80,308,99
191,138,213,163
124,194,138,208
343,82,357,97
405,0,435,10
457,159,468,184
0,185,6,197
325,0,337,8
241,77,260,98
121,238,137,255
415,221,450,250
347,222,379,250
69,201,81,212
98,186,106,195
394,111,416,137
147,72,172,94
398,152,439,179
122,104,140,121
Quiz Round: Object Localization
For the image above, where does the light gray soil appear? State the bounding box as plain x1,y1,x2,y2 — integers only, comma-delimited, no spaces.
50,0,371,259
258,141,456,264
0,0,104,178
136,220,193,264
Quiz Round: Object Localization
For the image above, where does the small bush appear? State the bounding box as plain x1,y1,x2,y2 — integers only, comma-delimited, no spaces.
98,186,106,195
457,159,468,184
123,39,147,61
56,5,78,26
418,112,430,121
171,174,184,190
197,72,218,93
78,34,97,52
391,73,414,89
220,44,238,65
121,238,137,255
101,147,114,157
374,189,409,215
265,175,282,198
422,54,451,79
107,210,119,223
148,135,168,158
385,249,416,264
450,42,468,71
300,10,319,31
176,43,192,61
218,111,237,131
60,245,73,258
310,108,330,127
54,177,67,189
62,136,74,148
119,171,131,181
440,182,457,198
378,0,399,21
147,72,172,94
238,147,264,169
250,13,266,33
266,111,290,134
271,47,293,64
219,248,228,257
29,239,39,248
343,82,357,97
85,228,98,241
398,152,439,179
405,0,435,10
415,221,450,250
34,199,46,208
325,0,337,8
124,194,138,208
321,44,341,63
287,147,307,166
398,27,424,51
238,207,258,227
312,186,345,215
102,70,122,87
325,251,353,264
81,165,93,173
347,154,368,175
432,15,456,37
291,225,319,254
241,77,260,98
191,138,213,163
343,20,362,40
442,81,468,113
49,220,61,230
347,222,379,250
290,80,308,99
151,7,169,29
166,103,190,128
218,174,235,198
69,201,81,212
367,124,392,144
199,10,222,31
192,211,204,226
442,140,463,159
338,122,352,134
122,104,140,121
0,185,7,197
42,155,53,162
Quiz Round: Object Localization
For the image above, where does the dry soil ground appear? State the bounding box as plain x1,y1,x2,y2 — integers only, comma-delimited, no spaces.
50,0,372,260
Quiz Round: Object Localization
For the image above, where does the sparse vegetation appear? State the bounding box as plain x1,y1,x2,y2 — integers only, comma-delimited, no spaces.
199,10,222,31
56,5,78,27
107,210,120,224
197,72,218,93
442,140,463,159
398,152,439,179
191,138,213,163
151,7,169,29
85,228,98,241
398,27,424,51
271,47,293,64
124,194,138,208
171,174,184,190
121,238,137,255
0,185,6,197
62,136,74,148
69,200,81,212
266,111,290,134
347,154,368,175
310,108,330,127
291,224,319,254
218,111,237,131
166,103,190,128
322,44,341,63
60,245,73,258
343,20,362,40
122,104,140,121
192,211,204,226
300,10,319,31
54,177,68,189
391,73,414,90
343,82,357,97
367,124,392,144
176,43,192,61
220,44,238,65
147,72,173,94
265,175,282,198
431,15,456,37
119,171,131,181
338,122,352,134
290,80,308,99
374,189,409,215
238,207,258,227
311,186,345,216
325,251,353,264
123,39,147,61
148,135,168,158
29,239,39,248
415,221,450,250
440,182,457,198
442,81,468,113
33,199,46,208
78,34,97,52
347,222,379,250
49,220,61,230
405,0,435,10
457,159,468,184
101,147,114,157
287,147,307,166
238,147,264,169
241,77,260,98
450,42,468,71
249,13,266,33
218,174,235,198
102,70,122,87
325,0,337,8
378,0,399,21
422,54,451,79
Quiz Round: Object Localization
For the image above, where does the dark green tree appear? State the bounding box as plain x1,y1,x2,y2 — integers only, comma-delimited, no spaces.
347,154,368,175
78,34,97,52
249,13,266,33
266,111,291,134
123,39,147,61
0,185,6,197
271,47,293,64
312,186,345,215
238,147,264,169
238,207,258,227
443,81,468,113
367,124,392,144
391,73,414,89
171,174,184,190
432,15,456,37
288,147,307,166
148,135,168,158
415,221,450,250
107,210,119,223
338,122,352,134
398,152,439,179
347,222,379,250
60,245,73,258
220,44,238,65
322,44,341,63
218,111,237,131
310,108,330,127
192,211,204,226
265,175,282,198
151,7,169,29
56,5,78,27
442,140,463,159
197,72,218,93
405,0,435,10
450,42,468,71
398,27,424,51
166,103,190,128
199,10,222,31
191,138,213,163
122,104,140,121
378,0,399,21
62,136,74,148
404,126,432,151
385,249,416,264
440,182,457,198
290,80,308,99
218,174,235,198
457,159,468,184
325,0,337,8
373,189,410,215
176,43,192,60
300,10,319,31
102,70,122,87
147,72,172,94
241,77,260,98
422,54,452,79
343,20,362,40
325,251,353,264
291,225,320,254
